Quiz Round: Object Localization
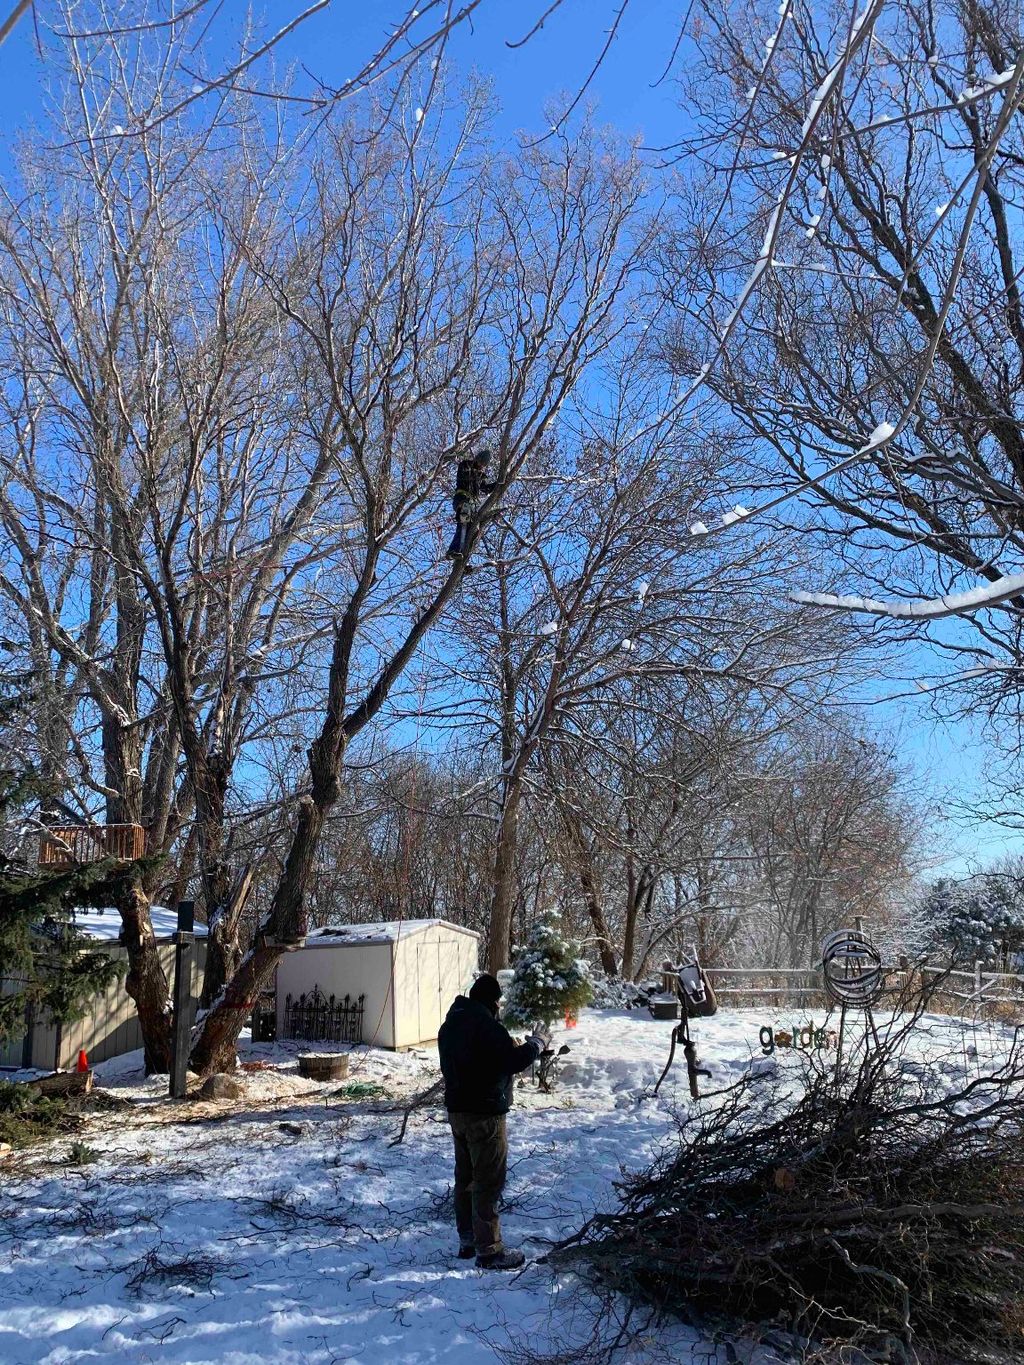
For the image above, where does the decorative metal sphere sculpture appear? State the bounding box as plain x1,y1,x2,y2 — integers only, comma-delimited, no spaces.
822,927,884,1007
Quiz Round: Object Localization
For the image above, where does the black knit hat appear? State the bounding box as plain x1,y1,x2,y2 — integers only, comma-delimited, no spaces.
469,972,502,1007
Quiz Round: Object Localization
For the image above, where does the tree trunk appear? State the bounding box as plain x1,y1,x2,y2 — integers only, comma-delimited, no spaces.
189,592,367,1074
578,860,618,975
621,852,640,980
486,785,522,974
195,752,242,1008
201,864,255,1008
102,705,176,1074
552,784,619,975
631,879,660,981
118,877,173,1074
189,793,327,1075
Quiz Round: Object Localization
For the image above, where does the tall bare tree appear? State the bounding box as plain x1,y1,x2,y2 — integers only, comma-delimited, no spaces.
187,119,654,1071
659,0,1024,759
0,1,654,1071
734,725,918,966
429,372,842,971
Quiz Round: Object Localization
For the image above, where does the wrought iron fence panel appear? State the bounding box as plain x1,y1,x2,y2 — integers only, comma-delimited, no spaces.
283,986,364,1043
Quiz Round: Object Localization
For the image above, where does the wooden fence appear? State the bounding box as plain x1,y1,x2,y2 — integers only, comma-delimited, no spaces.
702,962,1024,1018
704,967,825,1009
918,963,1024,1010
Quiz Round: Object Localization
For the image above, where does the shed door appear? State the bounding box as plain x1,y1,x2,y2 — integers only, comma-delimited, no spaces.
417,941,442,1042
437,935,468,1017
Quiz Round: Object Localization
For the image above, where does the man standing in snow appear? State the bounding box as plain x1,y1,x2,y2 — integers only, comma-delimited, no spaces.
445,449,495,564
437,972,548,1269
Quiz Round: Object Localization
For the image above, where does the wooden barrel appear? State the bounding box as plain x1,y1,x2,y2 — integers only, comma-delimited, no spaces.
298,1053,349,1082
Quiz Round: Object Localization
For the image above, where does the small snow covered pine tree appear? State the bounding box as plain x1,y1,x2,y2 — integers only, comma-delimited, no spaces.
502,910,593,1030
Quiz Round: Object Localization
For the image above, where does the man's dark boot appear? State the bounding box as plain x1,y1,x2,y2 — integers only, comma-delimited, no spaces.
458,1243,476,1260
476,1247,526,1270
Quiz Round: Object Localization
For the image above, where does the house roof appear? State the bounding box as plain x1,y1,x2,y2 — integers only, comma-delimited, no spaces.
305,918,479,946
72,906,209,943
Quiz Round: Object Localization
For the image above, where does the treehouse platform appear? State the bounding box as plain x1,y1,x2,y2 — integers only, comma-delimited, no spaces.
38,823,147,867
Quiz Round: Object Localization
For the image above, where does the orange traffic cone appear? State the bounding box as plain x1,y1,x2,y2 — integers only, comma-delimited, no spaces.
76,1049,89,1073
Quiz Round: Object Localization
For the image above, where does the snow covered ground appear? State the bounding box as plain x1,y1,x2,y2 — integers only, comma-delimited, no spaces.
0,1007,1014,1365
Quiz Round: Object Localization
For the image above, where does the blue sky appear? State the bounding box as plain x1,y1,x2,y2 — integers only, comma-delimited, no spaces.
0,1,688,154
1,0,1018,877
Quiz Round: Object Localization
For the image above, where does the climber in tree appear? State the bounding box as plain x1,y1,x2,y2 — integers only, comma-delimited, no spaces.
445,449,495,563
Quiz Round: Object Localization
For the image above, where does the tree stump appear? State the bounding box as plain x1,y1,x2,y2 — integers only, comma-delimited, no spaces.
27,1070,93,1097
298,1053,349,1082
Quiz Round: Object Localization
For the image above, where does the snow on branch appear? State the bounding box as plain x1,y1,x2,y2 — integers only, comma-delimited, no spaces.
960,66,1019,103
624,0,886,455
791,573,1024,621
800,0,876,136
687,426,893,538
686,44,1024,544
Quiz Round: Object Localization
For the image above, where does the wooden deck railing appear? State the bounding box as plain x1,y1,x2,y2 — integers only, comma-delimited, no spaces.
703,967,826,1007
38,823,147,866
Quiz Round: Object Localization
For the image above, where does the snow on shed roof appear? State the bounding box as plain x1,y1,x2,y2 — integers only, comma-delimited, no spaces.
305,918,479,945
72,906,209,943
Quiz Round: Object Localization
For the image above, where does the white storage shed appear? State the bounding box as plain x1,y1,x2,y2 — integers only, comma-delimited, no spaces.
275,918,480,1050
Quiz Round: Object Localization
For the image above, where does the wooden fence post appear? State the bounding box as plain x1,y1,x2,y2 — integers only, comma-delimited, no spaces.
169,901,195,1100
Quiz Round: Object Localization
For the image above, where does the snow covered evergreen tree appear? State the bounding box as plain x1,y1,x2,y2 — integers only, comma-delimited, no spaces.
923,875,1024,969
502,911,593,1029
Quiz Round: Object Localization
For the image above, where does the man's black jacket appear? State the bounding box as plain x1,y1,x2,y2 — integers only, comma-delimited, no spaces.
438,996,540,1116
454,458,495,504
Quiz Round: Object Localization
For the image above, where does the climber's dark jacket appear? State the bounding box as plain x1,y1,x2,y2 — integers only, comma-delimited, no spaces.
453,458,494,511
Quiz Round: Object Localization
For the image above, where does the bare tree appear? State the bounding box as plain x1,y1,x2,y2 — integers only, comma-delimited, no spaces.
0,25,356,1063
7,0,562,122
428,360,842,971
0,4,655,1072
658,0,1024,757
554,710,749,980
731,725,916,966
0,0,941,1071
186,118,653,1071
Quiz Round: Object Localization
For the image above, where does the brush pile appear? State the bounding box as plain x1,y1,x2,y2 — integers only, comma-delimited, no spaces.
554,1005,1024,1363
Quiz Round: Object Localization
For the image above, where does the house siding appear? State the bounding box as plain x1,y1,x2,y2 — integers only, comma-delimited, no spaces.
1,941,207,1071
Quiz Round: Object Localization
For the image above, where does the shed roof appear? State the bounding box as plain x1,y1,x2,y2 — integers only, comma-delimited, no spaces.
305,918,479,946
72,906,209,943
